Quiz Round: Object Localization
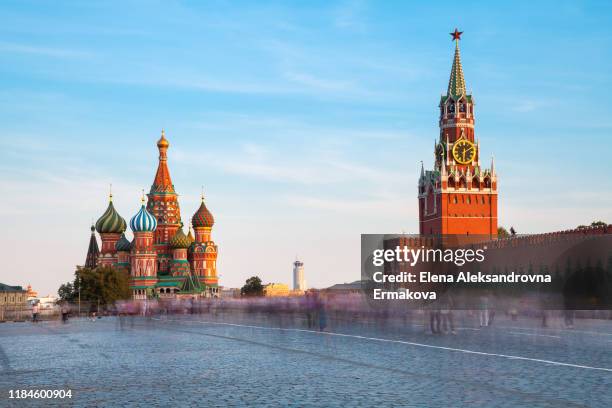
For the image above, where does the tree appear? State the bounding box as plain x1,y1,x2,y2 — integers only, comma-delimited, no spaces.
497,226,510,238
58,282,76,302
241,276,264,297
57,267,131,306
590,220,607,228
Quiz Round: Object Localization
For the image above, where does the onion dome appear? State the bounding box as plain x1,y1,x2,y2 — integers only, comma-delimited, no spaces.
157,129,169,148
95,195,127,234
130,200,157,232
192,195,214,228
170,226,191,249
115,233,131,252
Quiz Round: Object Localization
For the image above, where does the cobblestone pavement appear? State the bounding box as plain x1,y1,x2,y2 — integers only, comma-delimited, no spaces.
0,313,611,407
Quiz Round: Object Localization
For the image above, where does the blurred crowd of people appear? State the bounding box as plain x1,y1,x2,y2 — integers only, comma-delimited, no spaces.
47,292,606,333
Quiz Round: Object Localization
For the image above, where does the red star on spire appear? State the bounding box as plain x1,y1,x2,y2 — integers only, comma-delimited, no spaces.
450,28,463,41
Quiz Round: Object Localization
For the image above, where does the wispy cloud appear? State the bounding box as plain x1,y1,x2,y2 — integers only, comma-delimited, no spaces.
0,41,93,58
283,71,354,92
333,0,369,31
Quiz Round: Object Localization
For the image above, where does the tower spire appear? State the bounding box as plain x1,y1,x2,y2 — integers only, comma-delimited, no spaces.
85,224,100,269
440,150,447,176
152,129,174,193
447,28,466,98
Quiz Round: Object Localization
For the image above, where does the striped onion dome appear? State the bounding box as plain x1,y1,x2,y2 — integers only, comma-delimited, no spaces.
192,199,214,228
95,200,127,234
170,227,191,249
115,233,132,252
130,204,157,232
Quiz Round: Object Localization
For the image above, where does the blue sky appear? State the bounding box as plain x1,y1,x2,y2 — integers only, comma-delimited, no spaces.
1,0,611,295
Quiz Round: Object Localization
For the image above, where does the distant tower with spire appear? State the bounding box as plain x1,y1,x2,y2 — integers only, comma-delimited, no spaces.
84,224,99,269
147,129,182,275
418,29,498,238
292,258,306,291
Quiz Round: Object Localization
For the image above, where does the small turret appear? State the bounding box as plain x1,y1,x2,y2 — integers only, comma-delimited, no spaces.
84,224,99,269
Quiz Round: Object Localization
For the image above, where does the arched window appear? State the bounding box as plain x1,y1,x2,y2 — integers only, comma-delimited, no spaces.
484,176,491,188
472,177,480,189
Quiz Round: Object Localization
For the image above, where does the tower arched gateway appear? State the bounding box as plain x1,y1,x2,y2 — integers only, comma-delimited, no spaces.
419,29,498,238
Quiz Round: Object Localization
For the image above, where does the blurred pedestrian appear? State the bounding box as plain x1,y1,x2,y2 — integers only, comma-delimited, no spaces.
31,302,39,323
439,293,456,335
61,302,70,323
318,300,327,332
479,294,489,327
430,309,441,334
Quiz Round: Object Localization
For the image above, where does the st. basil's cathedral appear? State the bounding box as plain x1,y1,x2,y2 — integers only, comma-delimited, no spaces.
84,131,219,299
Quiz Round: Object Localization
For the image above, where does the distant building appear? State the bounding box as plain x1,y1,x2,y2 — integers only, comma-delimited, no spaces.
0,283,27,306
37,295,59,310
323,281,364,295
25,284,38,300
263,283,290,297
0,283,28,321
219,287,241,298
293,259,306,291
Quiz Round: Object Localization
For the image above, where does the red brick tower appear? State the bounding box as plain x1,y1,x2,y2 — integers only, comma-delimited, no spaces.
147,130,182,275
418,29,498,238
129,197,158,299
191,193,219,297
95,191,127,267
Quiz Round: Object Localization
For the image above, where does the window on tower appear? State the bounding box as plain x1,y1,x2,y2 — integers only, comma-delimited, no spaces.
473,177,480,189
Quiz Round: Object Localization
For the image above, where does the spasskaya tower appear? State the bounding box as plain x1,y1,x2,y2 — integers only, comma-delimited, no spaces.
418,29,498,238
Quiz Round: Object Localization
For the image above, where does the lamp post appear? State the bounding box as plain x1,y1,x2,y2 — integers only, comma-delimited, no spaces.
77,268,81,318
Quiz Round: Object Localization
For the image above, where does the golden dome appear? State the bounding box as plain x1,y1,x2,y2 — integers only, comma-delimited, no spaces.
157,129,169,148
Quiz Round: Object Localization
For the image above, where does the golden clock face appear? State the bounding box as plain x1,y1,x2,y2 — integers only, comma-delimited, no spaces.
452,139,475,164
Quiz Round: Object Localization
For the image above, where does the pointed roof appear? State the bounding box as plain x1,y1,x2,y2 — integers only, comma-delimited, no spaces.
85,225,99,269
187,223,195,243
151,129,175,194
179,271,203,294
447,30,467,98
